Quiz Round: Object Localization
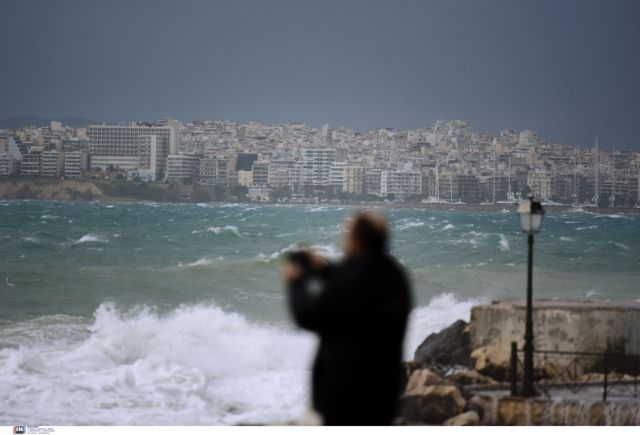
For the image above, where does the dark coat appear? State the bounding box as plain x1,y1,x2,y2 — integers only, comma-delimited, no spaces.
288,253,412,425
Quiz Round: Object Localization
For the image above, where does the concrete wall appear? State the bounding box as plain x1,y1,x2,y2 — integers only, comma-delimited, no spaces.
470,300,640,358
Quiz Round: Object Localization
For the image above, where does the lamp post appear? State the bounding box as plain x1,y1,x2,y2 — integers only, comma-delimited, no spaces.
517,194,545,397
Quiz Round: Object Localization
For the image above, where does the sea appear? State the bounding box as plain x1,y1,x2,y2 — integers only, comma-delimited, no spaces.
0,199,638,424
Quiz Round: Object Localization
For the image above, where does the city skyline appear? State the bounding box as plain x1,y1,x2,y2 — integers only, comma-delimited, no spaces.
1,0,640,149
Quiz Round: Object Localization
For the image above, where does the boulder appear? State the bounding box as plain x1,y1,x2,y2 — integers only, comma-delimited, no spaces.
414,319,473,370
470,345,510,381
399,361,422,392
405,369,453,394
443,411,480,426
398,385,466,424
447,370,497,386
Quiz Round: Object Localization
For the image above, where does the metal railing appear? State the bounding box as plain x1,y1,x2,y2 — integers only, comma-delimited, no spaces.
509,342,640,401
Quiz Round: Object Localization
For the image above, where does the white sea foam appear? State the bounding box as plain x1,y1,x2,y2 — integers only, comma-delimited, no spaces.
613,242,631,252
193,226,241,237
404,293,486,357
498,234,510,252
256,243,341,262
575,225,598,231
442,223,455,230
0,294,483,425
559,236,573,242
186,256,225,267
396,220,425,231
0,303,315,425
75,234,107,244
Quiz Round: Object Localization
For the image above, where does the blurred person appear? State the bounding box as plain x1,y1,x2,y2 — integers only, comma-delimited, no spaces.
282,211,413,425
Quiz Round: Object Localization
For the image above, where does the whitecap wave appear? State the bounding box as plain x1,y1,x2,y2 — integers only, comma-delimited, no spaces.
256,243,342,263
0,303,315,425
0,293,484,424
395,220,425,231
75,234,108,244
192,226,241,237
442,223,455,230
404,293,486,357
498,234,510,252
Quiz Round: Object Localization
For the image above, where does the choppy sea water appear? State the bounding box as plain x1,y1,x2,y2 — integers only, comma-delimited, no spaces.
0,200,638,424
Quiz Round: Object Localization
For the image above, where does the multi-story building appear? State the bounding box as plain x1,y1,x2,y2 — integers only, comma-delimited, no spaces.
251,161,269,187
199,157,217,185
343,165,365,195
380,169,422,198
40,150,64,177
301,148,336,186
527,170,551,200
88,119,179,178
456,174,480,203
365,168,382,196
0,153,14,175
268,160,297,187
165,154,200,183
21,152,41,176
64,151,88,178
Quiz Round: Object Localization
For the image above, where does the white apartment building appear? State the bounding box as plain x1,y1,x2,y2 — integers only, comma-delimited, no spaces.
301,148,336,186
380,169,422,198
165,154,199,183
328,161,347,188
64,151,88,178
0,153,14,175
21,153,41,176
527,170,552,200
40,150,63,177
89,119,180,177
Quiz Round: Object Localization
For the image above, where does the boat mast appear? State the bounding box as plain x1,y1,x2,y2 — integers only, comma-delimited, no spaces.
507,155,513,201
610,144,615,208
492,139,497,204
594,137,599,206
435,161,440,199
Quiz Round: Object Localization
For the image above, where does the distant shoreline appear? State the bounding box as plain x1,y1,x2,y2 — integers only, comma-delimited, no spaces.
1,178,639,214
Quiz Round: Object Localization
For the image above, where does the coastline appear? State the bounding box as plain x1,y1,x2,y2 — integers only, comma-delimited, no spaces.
1,177,639,214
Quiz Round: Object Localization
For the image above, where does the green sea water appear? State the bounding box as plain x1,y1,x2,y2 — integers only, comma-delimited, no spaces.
0,200,638,424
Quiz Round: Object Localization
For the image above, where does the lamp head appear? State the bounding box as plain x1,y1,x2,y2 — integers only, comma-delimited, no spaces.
517,194,545,234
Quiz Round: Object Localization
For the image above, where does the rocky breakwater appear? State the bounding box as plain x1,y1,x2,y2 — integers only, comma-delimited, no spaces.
396,299,640,425
0,179,104,201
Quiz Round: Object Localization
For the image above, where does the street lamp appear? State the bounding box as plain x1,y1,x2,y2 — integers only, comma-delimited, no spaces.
517,194,545,397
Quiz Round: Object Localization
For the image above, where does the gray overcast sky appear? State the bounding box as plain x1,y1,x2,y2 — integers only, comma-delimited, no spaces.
1,0,639,149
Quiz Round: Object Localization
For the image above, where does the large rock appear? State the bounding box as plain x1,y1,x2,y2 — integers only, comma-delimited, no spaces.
470,345,510,381
414,319,473,370
447,369,497,386
405,369,453,394
398,385,466,424
443,411,480,426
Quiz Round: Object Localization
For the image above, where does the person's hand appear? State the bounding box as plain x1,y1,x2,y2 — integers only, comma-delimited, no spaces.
281,261,303,284
305,248,329,273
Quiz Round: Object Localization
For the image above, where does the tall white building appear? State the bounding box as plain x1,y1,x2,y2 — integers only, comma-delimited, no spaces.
380,170,422,198
301,148,336,186
89,120,180,178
